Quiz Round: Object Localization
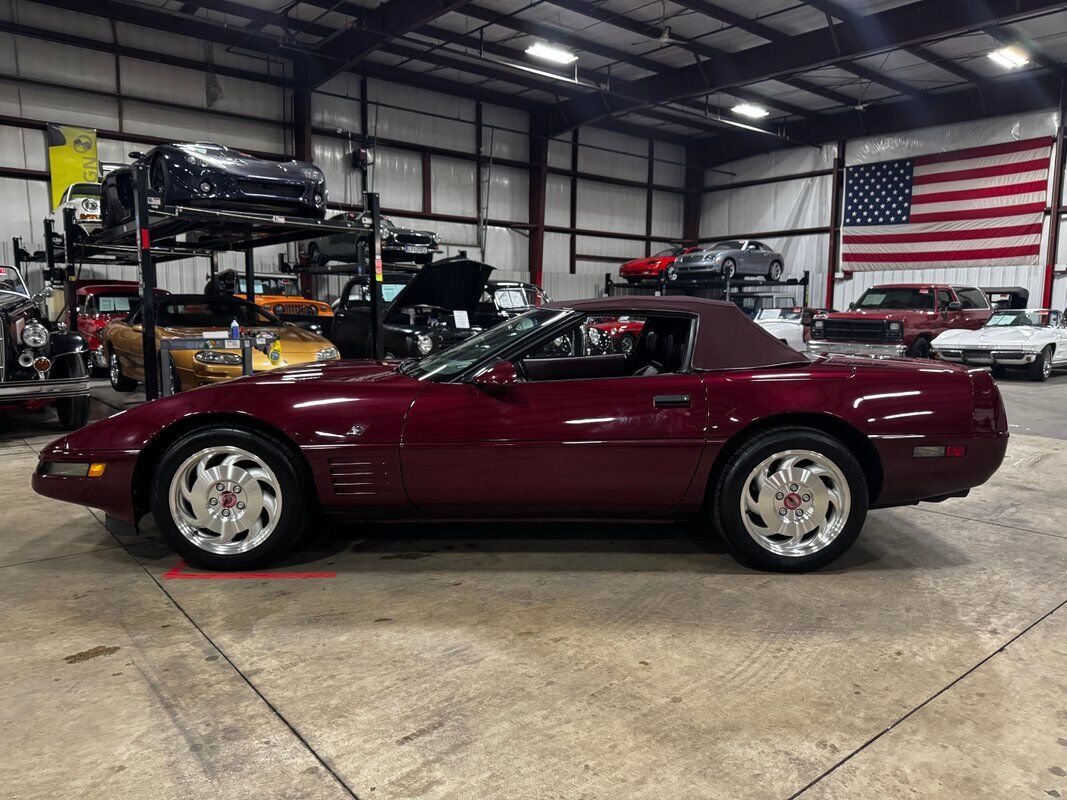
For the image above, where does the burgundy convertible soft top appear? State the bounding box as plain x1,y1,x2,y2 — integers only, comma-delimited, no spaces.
552,295,809,371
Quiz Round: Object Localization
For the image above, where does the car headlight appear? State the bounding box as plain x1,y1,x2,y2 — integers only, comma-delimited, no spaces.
431,233,440,244
811,320,825,338
194,350,242,365
301,167,322,180
887,321,904,339
22,322,49,348
416,334,434,355
80,198,99,213
315,347,339,361
275,304,285,314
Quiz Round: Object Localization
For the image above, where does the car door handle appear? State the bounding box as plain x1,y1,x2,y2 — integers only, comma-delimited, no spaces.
653,394,691,408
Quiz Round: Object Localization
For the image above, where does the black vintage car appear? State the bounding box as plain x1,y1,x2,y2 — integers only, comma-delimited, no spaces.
0,266,90,430
330,259,494,359
101,142,327,227
306,211,440,268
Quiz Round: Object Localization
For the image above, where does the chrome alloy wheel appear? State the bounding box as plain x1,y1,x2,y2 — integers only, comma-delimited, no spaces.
739,449,851,557
168,446,283,555
109,352,120,385
1043,349,1053,379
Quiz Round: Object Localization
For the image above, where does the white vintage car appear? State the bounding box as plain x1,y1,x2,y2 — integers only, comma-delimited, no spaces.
753,308,807,350
931,308,1067,382
50,182,103,235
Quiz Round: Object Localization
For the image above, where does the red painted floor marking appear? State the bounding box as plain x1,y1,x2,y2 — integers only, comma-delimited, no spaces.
162,560,336,580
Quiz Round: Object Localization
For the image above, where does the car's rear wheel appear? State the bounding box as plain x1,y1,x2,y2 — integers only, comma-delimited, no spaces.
907,338,931,359
109,349,137,392
711,426,868,572
722,259,737,279
617,333,636,355
152,427,311,570
1028,346,1053,382
53,356,90,431
767,261,783,281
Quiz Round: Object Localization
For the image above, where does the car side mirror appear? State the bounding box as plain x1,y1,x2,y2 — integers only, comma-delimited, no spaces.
947,301,963,311
131,323,143,332
471,359,518,395
128,151,144,160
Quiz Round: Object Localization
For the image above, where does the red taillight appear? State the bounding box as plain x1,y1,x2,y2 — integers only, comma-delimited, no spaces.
945,445,967,458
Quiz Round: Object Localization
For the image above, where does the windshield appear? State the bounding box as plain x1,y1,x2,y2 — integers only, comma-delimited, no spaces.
68,182,101,199
402,308,571,381
755,308,802,321
0,266,28,296
986,309,1051,327
156,298,281,327
855,288,934,311
494,287,543,310
710,241,741,250
652,248,680,257
237,276,300,296
95,294,140,314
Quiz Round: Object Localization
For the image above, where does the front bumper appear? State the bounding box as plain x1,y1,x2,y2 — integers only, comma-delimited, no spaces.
933,348,1039,367
0,376,90,401
32,447,139,523
807,340,906,358
673,263,722,279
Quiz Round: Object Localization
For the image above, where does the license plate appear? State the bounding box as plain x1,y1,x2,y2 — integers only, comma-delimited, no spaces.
403,245,428,254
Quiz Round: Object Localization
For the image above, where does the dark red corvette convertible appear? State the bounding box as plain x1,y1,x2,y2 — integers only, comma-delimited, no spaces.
32,297,1008,572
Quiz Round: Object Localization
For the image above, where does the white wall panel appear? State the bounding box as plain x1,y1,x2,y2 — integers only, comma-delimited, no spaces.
706,144,837,186
0,177,47,250
653,142,685,188
0,124,44,170
12,38,115,92
481,103,528,161
483,165,528,223
312,75,362,132
543,232,571,273
119,58,285,121
368,146,422,211
541,271,603,301
545,174,570,227
367,79,475,152
699,174,830,237
312,134,363,206
576,180,645,234
121,100,285,153
579,127,647,181
0,80,119,130
575,235,640,259
431,156,476,218
483,225,527,270
548,135,571,169
651,191,683,240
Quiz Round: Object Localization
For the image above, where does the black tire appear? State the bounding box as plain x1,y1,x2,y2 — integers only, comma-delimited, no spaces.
109,349,138,392
617,333,636,355
767,261,783,281
722,258,736,279
149,156,172,204
1028,345,1053,382
906,337,931,359
151,426,311,570
711,426,869,573
991,365,1009,380
53,356,90,431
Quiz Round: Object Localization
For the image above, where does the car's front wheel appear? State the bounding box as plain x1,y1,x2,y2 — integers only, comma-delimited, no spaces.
712,427,868,572
1028,345,1053,382
617,333,636,355
907,338,931,359
109,350,138,392
53,356,90,431
767,261,783,281
152,426,311,570
722,258,737,279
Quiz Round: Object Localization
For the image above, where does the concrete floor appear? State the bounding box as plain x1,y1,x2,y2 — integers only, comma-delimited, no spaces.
2,375,1065,799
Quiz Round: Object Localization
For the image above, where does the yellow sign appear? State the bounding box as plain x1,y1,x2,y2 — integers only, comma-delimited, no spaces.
46,124,98,209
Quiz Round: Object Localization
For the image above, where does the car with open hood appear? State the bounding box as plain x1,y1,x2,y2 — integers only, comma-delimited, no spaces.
330,257,494,359
34,295,1007,574
0,265,89,430
306,211,441,267
100,142,327,227
103,294,339,393
932,307,1067,381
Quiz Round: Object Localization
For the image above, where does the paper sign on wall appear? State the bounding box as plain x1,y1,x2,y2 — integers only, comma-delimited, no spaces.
453,310,470,329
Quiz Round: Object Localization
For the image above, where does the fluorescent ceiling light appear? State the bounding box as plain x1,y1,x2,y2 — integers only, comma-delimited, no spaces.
988,45,1029,69
732,102,770,119
526,42,578,65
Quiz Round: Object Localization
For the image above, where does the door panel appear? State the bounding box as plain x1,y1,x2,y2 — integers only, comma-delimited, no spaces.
402,374,708,514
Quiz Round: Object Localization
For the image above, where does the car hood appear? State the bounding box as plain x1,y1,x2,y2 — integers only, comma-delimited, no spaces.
622,255,669,269
933,326,1050,345
389,257,494,311
175,146,319,180
821,310,914,322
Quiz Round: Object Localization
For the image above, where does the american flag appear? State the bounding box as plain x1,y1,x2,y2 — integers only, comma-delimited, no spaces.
841,136,1052,270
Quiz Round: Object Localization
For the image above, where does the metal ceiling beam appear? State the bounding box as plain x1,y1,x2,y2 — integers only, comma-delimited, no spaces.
707,70,1065,166
308,0,468,87
541,0,1066,135
905,43,984,84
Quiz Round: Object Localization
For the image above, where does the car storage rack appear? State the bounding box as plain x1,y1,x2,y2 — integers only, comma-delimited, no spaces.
604,270,810,306
49,162,388,401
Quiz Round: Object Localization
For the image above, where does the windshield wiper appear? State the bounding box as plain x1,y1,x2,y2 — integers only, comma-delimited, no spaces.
396,358,418,375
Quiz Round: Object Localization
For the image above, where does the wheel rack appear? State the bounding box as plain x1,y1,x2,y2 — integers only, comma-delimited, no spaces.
48,161,386,400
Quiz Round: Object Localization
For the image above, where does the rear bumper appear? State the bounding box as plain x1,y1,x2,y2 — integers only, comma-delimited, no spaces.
934,348,1039,367
807,340,906,358
0,376,90,401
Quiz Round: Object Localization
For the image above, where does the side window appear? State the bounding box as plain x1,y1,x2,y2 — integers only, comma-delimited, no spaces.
937,289,954,310
342,282,368,310
956,288,988,310
82,296,94,315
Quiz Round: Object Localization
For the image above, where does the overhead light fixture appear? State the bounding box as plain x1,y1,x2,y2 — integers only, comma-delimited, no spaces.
988,45,1029,69
525,42,578,65
732,102,770,119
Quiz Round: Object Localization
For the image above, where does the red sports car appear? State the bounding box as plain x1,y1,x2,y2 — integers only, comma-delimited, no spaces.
587,316,646,355
619,246,699,284
32,296,1008,573
67,282,169,374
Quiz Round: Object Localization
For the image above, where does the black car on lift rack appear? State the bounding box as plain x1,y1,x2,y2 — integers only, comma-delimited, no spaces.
331,258,495,359
99,142,328,228
0,266,90,430
306,211,440,268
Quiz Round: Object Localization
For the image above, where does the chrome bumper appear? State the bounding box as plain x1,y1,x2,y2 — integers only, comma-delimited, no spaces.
933,349,1038,366
807,340,906,357
0,376,90,401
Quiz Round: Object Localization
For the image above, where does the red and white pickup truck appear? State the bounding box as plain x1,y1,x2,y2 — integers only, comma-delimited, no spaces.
807,283,992,358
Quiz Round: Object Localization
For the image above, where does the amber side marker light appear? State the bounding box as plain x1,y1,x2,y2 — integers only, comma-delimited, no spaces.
40,462,107,477
913,446,967,458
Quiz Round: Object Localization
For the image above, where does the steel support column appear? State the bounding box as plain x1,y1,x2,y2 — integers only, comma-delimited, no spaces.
293,88,313,162
61,208,78,341
244,249,256,308
132,163,159,400
682,142,704,243
528,132,548,287
365,191,385,360
825,141,847,310
1044,84,1066,308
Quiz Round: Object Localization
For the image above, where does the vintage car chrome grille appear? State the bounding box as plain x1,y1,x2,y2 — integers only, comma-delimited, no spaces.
237,179,305,199
822,319,889,342
393,233,432,246
275,302,321,316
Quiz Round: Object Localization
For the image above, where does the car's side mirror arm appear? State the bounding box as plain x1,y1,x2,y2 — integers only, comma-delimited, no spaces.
471,359,519,396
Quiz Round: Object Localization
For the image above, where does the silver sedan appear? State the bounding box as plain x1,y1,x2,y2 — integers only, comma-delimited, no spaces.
670,240,785,282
